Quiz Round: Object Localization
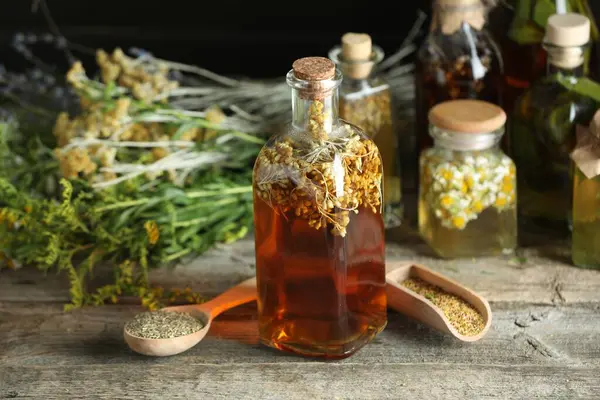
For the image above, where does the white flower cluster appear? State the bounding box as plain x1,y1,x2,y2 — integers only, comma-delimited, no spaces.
420,148,516,230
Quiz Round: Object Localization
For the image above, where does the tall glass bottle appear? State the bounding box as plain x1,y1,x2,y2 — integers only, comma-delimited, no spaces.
571,111,600,269
415,0,504,162
329,33,403,229
252,57,387,359
498,0,599,116
510,13,597,234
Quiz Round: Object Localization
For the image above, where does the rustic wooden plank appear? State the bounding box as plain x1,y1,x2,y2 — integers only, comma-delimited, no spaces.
2,237,600,305
1,363,598,400
1,302,599,368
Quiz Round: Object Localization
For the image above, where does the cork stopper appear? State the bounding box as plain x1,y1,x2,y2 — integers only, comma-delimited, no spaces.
338,33,374,80
544,13,590,47
429,100,506,133
342,33,372,62
292,57,335,81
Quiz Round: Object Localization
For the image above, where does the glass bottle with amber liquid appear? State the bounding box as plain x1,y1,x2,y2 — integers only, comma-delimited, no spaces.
415,0,504,164
510,13,598,235
571,110,600,269
252,57,387,359
329,32,403,229
496,0,599,117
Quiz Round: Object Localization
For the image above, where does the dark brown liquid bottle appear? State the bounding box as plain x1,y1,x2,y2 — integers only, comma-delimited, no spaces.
252,57,387,359
415,0,504,169
509,13,598,235
496,0,599,121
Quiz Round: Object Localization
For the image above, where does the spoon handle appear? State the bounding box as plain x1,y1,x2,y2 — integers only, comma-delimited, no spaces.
199,277,257,319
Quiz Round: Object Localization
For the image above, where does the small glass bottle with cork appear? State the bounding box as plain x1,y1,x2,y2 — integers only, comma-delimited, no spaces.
415,0,504,163
419,99,517,259
328,33,403,229
570,109,600,269
491,0,599,115
509,13,598,235
252,57,387,359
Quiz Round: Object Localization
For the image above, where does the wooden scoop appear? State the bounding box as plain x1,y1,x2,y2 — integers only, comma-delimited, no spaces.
124,277,256,356
386,263,492,342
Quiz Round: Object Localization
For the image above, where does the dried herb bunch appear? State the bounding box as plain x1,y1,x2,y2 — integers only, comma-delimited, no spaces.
0,46,264,310
254,100,382,237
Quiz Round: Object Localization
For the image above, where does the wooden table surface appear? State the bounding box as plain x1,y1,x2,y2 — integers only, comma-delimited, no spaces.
2,230,600,399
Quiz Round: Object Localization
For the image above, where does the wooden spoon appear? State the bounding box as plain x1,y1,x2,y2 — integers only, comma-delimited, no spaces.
124,277,257,356
386,263,492,342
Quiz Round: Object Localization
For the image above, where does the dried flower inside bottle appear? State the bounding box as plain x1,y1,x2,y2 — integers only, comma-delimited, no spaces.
253,57,387,359
329,33,403,229
419,100,517,258
415,0,503,168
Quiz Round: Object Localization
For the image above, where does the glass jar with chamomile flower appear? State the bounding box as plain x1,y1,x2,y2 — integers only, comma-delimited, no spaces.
252,57,387,359
419,99,517,258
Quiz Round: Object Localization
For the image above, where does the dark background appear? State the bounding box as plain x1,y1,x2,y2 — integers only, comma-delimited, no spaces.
0,1,598,77
0,0,431,77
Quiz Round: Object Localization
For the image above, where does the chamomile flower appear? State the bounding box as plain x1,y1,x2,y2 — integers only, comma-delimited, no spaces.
421,148,516,230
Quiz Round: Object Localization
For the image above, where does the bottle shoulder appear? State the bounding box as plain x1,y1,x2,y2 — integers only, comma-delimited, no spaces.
339,75,390,97
260,120,378,151
514,77,598,122
417,27,503,63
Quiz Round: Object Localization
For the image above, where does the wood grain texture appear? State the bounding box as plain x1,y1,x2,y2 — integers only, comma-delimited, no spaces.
2,364,599,400
1,301,600,399
2,237,599,305
2,302,600,368
1,234,600,399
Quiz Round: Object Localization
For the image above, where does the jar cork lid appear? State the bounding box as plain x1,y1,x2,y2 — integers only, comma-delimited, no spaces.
544,13,590,47
429,100,506,133
292,57,336,81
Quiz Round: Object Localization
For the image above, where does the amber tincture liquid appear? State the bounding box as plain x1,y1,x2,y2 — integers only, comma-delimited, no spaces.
253,198,386,358
253,57,387,359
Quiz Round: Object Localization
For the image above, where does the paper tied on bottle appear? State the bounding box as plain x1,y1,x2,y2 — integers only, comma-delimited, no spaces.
571,110,600,179
432,0,486,35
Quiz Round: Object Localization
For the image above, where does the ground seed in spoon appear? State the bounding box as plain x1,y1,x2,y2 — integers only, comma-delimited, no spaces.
401,278,485,336
125,310,204,339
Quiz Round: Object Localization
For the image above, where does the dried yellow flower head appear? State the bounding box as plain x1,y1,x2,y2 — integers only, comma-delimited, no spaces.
253,100,382,237
55,148,98,180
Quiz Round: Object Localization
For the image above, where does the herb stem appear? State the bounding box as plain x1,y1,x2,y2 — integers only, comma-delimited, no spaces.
228,131,266,145
186,186,252,198
165,248,192,262
94,199,149,213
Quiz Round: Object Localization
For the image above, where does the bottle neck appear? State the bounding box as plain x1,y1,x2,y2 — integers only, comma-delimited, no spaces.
291,88,339,134
431,0,486,35
547,63,585,77
431,126,503,151
546,45,587,77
